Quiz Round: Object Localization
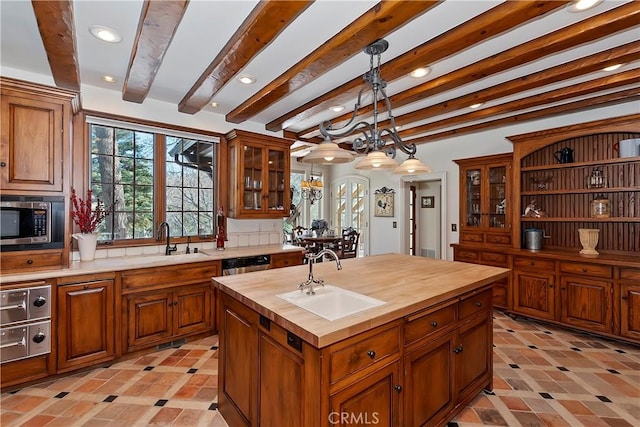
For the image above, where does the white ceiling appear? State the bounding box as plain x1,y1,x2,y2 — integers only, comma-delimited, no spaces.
1,0,637,148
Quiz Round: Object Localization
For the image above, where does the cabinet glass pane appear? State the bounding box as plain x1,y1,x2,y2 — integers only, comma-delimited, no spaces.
488,166,507,229
243,146,262,210
268,149,285,211
466,169,482,228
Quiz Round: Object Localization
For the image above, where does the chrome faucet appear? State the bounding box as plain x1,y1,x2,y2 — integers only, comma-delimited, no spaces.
297,248,342,295
157,222,177,255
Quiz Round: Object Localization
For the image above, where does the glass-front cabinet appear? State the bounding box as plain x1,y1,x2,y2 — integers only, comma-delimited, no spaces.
227,130,291,219
455,153,512,246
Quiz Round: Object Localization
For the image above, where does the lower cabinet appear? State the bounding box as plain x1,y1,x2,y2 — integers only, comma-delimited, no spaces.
559,276,612,333
126,283,212,351
620,267,640,340
512,259,556,321
218,285,494,427
57,275,115,372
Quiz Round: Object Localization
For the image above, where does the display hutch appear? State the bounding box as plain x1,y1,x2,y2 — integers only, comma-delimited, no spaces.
226,129,292,219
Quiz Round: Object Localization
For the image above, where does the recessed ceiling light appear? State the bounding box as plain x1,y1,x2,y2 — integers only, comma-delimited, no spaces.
409,67,430,78
330,105,345,113
89,25,122,43
470,103,484,109
603,64,623,72
210,102,219,108
567,0,603,12
238,75,256,85
102,75,116,83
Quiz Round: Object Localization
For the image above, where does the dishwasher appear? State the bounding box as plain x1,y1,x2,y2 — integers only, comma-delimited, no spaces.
222,255,271,275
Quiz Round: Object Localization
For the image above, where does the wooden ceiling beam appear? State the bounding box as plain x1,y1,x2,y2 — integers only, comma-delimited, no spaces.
269,0,569,133
408,89,640,145
30,0,80,91
400,69,640,139
178,1,313,115
225,0,441,124
297,2,640,139
122,0,189,103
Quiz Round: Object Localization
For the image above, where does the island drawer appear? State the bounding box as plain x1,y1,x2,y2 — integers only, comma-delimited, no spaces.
329,324,400,385
459,288,493,319
404,303,456,346
559,262,612,278
513,257,554,272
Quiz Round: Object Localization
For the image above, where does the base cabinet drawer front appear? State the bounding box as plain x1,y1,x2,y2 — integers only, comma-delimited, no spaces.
57,279,115,371
460,232,483,244
480,251,508,267
270,252,304,269
513,270,556,320
560,276,612,333
620,284,640,340
560,262,612,279
454,248,479,263
513,256,555,272
121,263,221,292
329,325,400,386
620,268,640,281
459,288,493,320
329,361,401,427
404,304,456,347
1,251,63,272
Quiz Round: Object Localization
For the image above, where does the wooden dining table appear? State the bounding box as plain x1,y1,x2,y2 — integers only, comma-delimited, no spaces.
296,235,341,253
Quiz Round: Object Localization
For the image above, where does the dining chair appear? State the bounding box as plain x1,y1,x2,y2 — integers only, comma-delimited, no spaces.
336,228,359,259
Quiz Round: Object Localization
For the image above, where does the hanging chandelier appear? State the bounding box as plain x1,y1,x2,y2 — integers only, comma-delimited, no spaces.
300,175,323,205
314,39,430,175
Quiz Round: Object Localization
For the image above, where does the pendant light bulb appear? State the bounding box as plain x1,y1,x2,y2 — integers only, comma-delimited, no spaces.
324,156,335,161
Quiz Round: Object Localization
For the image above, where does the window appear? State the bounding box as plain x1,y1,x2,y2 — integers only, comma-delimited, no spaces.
89,121,217,242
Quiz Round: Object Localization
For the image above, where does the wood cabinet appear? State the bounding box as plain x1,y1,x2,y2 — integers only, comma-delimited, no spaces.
270,251,304,269
121,262,220,352
218,283,495,427
512,257,556,320
0,77,78,193
57,275,116,372
620,268,640,341
453,247,510,310
226,129,292,219
454,153,513,246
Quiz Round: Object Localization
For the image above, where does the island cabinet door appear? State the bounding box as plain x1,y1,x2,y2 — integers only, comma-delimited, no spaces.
218,295,258,427
403,333,455,427
454,313,492,403
328,361,401,427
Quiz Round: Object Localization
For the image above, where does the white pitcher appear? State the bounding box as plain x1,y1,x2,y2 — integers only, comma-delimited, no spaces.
73,233,98,261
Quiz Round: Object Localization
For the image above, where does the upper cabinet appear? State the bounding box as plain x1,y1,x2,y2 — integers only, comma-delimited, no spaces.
226,130,292,219
454,153,513,246
509,114,639,253
0,77,79,194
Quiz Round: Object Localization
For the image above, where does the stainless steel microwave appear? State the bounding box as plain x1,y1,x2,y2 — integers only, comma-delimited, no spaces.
0,196,65,251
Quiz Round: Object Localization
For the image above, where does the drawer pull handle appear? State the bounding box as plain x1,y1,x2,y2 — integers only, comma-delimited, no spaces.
530,261,534,266
474,302,482,307
26,259,34,265
0,302,25,311
582,268,587,273
394,385,402,392
431,321,438,327
549,284,554,288
366,350,376,359
622,296,628,300
0,337,25,349
453,345,464,354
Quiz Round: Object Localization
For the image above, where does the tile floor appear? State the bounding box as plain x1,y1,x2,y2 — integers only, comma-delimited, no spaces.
1,311,639,426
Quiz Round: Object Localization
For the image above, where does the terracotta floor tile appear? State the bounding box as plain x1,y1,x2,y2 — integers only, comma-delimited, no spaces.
158,356,183,366
500,396,531,411
173,408,205,426
538,412,573,427
574,414,613,426
172,384,200,399
114,404,152,422
39,399,76,415
454,406,481,423
74,378,107,393
194,386,217,401
93,402,128,420
20,414,56,427
9,395,48,412
475,407,509,426
513,410,545,427
601,417,636,427
186,374,210,387
558,399,595,416
149,407,182,424
61,400,97,418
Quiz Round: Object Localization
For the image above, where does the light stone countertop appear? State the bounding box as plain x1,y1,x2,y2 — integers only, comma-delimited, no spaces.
0,244,304,284
212,253,510,348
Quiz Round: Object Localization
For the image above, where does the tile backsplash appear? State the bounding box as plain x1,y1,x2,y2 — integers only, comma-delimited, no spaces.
71,219,284,261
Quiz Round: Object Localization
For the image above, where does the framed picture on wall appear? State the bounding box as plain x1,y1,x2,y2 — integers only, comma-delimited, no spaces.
374,187,395,217
421,196,435,208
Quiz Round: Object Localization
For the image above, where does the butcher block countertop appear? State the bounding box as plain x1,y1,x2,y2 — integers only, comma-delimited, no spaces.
0,244,303,284
212,253,510,348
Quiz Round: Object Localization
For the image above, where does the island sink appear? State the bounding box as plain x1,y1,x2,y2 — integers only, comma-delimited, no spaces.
276,285,385,321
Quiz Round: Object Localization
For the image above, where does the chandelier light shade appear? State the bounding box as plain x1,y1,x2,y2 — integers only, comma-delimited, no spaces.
355,151,398,170
300,137,354,164
393,155,432,175
317,38,431,172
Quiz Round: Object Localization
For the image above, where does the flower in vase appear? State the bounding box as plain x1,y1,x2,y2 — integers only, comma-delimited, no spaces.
71,188,113,234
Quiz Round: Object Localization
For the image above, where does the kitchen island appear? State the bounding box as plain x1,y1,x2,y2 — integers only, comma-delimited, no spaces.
212,253,510,427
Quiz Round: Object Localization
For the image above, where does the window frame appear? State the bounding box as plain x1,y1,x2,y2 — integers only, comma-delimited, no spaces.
77,111,225,247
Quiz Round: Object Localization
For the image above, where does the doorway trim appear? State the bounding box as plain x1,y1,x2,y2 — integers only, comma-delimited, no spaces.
401,171,447,260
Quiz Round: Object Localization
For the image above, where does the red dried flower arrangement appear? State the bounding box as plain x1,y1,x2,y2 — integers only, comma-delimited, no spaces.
71,188,113,234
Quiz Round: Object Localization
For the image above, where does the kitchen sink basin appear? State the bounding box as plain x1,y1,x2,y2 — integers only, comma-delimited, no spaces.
276,285,385,321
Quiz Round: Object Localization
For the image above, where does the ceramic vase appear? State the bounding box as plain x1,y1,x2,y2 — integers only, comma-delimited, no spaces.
73,232,98,261
578,228,599,256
